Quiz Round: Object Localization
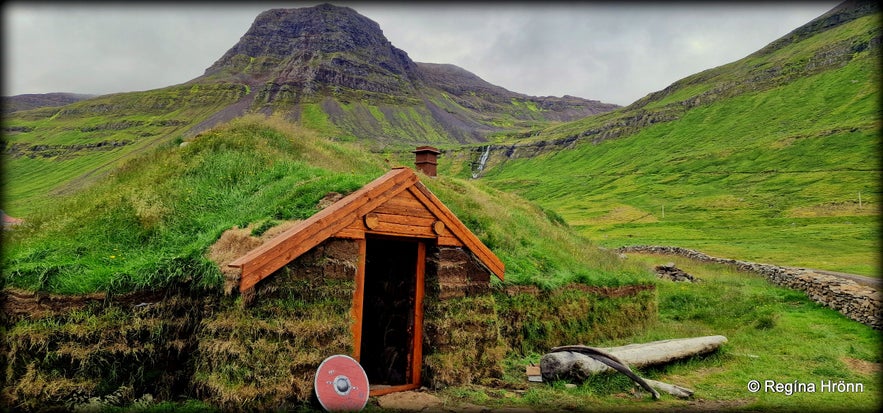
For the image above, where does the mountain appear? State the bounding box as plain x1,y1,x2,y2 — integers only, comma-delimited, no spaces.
201,4,423,101
2,92,95,114
456,0,880,276
193,3,618,143
1,3,617,216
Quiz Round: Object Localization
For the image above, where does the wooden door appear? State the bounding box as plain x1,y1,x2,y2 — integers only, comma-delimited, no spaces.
352,237,425,395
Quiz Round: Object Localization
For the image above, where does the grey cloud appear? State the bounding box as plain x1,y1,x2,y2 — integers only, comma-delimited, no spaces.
3,2,840,106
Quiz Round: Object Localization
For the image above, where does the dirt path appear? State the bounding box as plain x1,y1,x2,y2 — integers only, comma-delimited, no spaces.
616,245,879,289
804,268,880,288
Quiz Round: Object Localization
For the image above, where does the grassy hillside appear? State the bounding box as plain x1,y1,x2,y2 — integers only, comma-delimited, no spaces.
1,83,250,217
477,9,881,276
1,78,610,221
1,116,649,295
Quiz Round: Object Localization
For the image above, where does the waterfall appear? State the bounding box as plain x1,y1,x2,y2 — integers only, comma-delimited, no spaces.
472,145,491,179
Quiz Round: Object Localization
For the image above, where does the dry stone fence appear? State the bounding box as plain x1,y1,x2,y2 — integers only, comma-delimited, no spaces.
617,246,881,330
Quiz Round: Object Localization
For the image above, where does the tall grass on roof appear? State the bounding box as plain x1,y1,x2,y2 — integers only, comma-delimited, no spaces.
2,114,651,295
2,115,384,295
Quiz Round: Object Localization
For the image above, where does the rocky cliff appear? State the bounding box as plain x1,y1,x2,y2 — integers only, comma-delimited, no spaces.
418,62,619,121
194,3,619,145
203,4,421,103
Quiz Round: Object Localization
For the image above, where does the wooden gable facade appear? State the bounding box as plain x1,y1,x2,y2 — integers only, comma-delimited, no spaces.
227,167,504,395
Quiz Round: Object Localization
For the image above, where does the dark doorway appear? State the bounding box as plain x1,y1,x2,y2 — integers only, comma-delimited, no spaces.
360,238,419,386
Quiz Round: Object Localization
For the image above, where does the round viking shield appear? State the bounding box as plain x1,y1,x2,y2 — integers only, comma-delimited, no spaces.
314,355,369,412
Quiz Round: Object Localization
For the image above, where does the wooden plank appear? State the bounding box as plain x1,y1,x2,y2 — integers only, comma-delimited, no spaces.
372,198,435,219
229,218,315,270
333,227,364,239
367,222,436,239
369,383,420,397
373,213,437,227
407,184,505,280
435,225,456,239
246,172,417,285
407,185,476,243
240,168,414,268
345,218,368,232
236,168,419,292
526,365,542,382
412,241,425,387
240,219,357,291
231,168,411,270
240,194,400,291
384,187,423,204
380,189,423,204
351,239,367,362
437,236,463,247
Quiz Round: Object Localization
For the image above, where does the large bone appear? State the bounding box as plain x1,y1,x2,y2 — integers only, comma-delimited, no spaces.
540,336,727,399
542,335,728,377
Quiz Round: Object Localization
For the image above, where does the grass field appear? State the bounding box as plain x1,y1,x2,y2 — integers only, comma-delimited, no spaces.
438,253,881,412
1,6,879,411
481,38,881,277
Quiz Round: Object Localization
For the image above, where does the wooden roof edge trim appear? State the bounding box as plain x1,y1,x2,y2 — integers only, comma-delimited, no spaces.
407,184,502,272
237,173,418,291
229,168,414,269
408,183,505,280
236,169,416,273
234,169,420,291
242,172,416,277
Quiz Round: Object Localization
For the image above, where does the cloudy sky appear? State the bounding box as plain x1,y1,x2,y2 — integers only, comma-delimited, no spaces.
3,1,839,106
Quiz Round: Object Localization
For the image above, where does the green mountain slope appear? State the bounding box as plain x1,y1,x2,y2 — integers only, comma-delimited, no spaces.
470,2,881,276
2,84,249,216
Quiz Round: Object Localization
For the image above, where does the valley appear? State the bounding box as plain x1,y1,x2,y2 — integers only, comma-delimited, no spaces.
1,1,879,411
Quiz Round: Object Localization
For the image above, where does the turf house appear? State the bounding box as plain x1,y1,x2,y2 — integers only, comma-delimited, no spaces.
2,160,655,410
226,165,506,397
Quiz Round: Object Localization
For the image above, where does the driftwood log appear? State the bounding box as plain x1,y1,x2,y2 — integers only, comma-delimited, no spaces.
547,345,661,399
541,335,728,399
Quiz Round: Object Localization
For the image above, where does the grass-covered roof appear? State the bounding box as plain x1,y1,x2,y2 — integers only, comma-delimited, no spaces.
2,115,651,295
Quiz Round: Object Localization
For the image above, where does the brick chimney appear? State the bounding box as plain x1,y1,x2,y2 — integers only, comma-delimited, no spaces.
413,146,441,177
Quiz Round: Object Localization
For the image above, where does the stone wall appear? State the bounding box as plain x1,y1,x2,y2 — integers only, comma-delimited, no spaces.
617,246,881,330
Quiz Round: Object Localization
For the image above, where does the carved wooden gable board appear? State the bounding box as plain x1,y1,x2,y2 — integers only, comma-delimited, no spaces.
229,167,504,292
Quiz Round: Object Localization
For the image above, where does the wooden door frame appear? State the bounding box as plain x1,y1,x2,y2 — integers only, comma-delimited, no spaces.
351,237,426,396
